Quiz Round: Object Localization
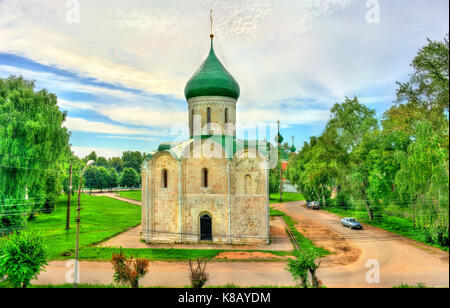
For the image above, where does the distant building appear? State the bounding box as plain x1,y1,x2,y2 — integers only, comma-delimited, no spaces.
141,32,270,245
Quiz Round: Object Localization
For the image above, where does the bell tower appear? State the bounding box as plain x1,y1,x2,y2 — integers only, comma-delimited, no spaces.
184,11,240,137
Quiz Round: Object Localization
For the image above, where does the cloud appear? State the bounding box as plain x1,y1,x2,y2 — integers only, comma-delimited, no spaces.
64,117,162,136
71,146,125,159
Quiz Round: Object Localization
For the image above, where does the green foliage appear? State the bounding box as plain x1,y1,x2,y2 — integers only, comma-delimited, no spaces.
97,167,109,192
0,76,71,232
95,157,108,168
395,121,449,246
122,151,144,174
83,166,99,192
120,168,139,188
286,36,449,248
286,250,322,288
85,151,97,162
108,157,124,173
107,168,120,190
0,231,48,288
111,248,150,288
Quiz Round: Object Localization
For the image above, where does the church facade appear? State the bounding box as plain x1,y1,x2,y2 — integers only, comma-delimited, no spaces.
141,33,270,245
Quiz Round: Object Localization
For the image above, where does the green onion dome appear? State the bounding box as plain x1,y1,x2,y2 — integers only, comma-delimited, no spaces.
185,36,240,101
275,133,284,144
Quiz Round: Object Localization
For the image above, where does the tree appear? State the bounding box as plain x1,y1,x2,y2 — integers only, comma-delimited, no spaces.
111,248,150,288
97,167,109,192
396,36,449,119
0,76,71,233
120,168,139,188
0,231,48,288
95,156,108,168
395,121,449,246
83,166,99,192
286,250,322,288
122,151,144,174
107,168,119,191
86,151,97,163
108,157,124,173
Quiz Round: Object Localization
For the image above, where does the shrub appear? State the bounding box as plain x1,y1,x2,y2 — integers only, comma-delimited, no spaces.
111,248,150,288
286,250,322,288
189,258,209,288
0,231,48,288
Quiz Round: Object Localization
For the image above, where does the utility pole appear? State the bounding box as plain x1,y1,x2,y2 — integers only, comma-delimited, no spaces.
66,164,72,230
74,160,94,288
277,120,283,202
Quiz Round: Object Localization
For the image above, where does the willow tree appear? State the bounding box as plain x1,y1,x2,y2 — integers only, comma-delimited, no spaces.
0,76,70,233
395,121,449,246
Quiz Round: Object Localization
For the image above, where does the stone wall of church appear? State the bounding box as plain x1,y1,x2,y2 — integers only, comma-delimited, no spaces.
188,96,236,137
142,152,180,243
141,143,269,245
231,150,269,244
182,154,231,243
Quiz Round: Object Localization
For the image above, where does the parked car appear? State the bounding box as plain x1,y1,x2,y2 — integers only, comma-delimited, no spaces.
306,201,321,210
341,218,363,230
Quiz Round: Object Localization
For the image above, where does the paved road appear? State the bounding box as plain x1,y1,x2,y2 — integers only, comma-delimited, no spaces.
274,202,449,288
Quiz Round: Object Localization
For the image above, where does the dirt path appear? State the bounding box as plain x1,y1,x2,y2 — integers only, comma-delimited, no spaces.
273,202,449,288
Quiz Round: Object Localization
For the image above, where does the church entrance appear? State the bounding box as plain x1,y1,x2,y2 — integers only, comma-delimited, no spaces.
200,214,212,241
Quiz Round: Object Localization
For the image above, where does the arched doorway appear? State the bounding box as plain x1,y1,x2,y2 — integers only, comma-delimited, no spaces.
200,213,212,241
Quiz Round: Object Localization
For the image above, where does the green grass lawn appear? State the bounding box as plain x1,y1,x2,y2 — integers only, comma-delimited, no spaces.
26,194,141,260
118,190,142,202
269,192,304,204
76,247,291,262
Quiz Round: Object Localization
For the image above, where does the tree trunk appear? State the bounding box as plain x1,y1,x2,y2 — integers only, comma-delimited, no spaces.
365,200,374,221
131,280,139,288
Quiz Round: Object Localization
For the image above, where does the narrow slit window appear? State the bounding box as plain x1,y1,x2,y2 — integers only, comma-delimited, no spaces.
202,168,208,188
162,169,168,188
245,175,252,195
225,108,228,124
207,107,211,134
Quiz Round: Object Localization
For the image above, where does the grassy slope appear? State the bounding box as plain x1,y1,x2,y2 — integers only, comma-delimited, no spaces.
269,192,304,204
118,190,142,202
26,194,141,259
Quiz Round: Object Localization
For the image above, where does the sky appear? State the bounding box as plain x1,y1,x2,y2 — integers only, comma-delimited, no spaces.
0,0,448,158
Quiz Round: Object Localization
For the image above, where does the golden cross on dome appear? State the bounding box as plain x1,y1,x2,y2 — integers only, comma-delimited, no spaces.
210,9,214,38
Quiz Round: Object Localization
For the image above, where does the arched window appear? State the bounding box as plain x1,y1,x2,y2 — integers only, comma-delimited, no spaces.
207,107,211,134
225,108,228,124
202,168,209,188
162,169,168,188
245,175,252,195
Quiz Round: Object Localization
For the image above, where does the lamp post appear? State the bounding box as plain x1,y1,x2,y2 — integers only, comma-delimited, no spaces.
73,160,94,288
